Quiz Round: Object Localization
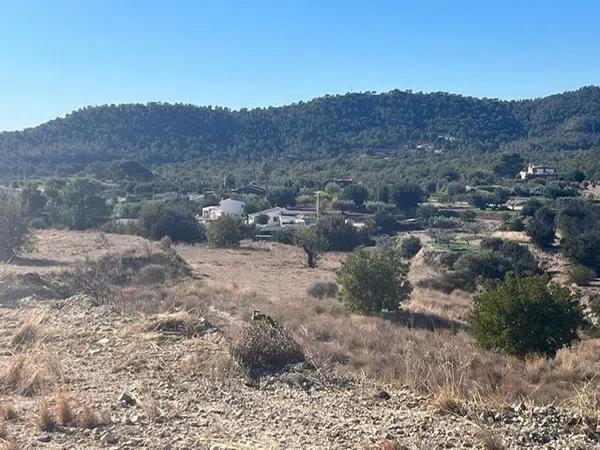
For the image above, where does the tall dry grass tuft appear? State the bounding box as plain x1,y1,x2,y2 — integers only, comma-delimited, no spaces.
75,406,109,429
11,311,47,348
35,398,56,432
0,353,45,396
477,428,506,450
55,392,74,426
431,384,465,415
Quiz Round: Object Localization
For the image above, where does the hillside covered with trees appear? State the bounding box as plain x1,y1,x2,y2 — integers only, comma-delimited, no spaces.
1,86,599,178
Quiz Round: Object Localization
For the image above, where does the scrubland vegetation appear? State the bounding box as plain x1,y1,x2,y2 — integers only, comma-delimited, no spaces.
2,138,600,446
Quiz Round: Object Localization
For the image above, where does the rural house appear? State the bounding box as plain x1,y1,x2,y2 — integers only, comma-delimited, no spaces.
519,164,557,180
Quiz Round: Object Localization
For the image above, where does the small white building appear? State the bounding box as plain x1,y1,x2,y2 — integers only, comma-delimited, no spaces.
248,207,311,227
519,165,557,180
201,198,245,221
219,198,245,216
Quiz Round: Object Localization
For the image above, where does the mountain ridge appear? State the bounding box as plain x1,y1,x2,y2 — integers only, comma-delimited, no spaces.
1,86,599,175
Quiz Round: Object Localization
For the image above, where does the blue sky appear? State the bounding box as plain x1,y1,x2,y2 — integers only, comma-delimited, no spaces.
1,0,599,131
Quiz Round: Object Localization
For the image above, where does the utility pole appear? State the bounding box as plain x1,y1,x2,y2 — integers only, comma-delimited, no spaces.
315,190,324,218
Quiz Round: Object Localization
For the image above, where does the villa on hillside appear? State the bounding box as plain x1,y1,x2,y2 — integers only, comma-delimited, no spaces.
519,164,557,180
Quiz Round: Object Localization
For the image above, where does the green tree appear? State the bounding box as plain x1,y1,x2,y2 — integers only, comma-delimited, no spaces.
47,178,110,230
295,228,327,268
206,215,244,247
223,172,236,190
493,153,524,178
470,275,584,357
0,194,35,262
20,185,47,217
342,184,369,207
469,190,493,210
314,215,364,251
391,183,425,212
337,247,411,313
399,235,422,259
138,202,204,242
525,206,556,247
267,187,298,207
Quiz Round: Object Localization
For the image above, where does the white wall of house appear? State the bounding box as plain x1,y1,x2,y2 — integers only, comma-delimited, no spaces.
219,199,244,216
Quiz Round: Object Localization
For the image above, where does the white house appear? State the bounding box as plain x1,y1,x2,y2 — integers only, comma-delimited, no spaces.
519,164,557,180
201,198,245,221
248,207,285,226
219,198,245,216
248,207,312,227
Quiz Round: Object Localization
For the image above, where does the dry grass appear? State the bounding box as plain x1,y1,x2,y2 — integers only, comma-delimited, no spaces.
11,311,47,348
113,277,600,411
75,405,107,429
183,334,233,378
0,441,23,450
55,392,74,426
0,353,47,396
0,424,7,441
477,428,506,450
431,384,465,415
140,311,211,337
0,404,17,422
35,398,56,432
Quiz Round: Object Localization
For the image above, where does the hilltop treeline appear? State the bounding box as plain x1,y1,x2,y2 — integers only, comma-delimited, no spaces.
1,87,600,178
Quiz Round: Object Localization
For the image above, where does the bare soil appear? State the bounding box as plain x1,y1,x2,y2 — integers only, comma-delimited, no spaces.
0,230,598,449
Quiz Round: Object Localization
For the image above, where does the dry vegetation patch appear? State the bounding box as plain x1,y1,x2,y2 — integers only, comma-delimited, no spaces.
230,313,305,375
0,353,54,396
10,310,47,348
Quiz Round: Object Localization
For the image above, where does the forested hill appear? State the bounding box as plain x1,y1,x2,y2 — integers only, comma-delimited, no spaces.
1,86,599,173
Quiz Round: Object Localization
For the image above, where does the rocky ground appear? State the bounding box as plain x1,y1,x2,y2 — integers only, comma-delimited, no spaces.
1,230,599,449
0,294,598,450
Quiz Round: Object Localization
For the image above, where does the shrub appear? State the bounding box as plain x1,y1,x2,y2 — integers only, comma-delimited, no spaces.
562,230,600,274
370,209,399,235
230,313,304,375
337,247,411,313
267,187,298,207
447,182,466,197
525,206,556,247
64,248,191,303
470,275,584,357
568,264,596,286
254,213,270,225
135,264,167,285
314,215,364,251
501,213,524,231
306,281,338,299
330,198,356,213
138,202,204,243
46,178,110,230
391,183,425,212
271,227,295,245
399,236,422,259
206,215,244,247
461,209,477,222
521,198,543,217
427,216,461,229
0,194,35,262
469,191,493,210
341,184,369,206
